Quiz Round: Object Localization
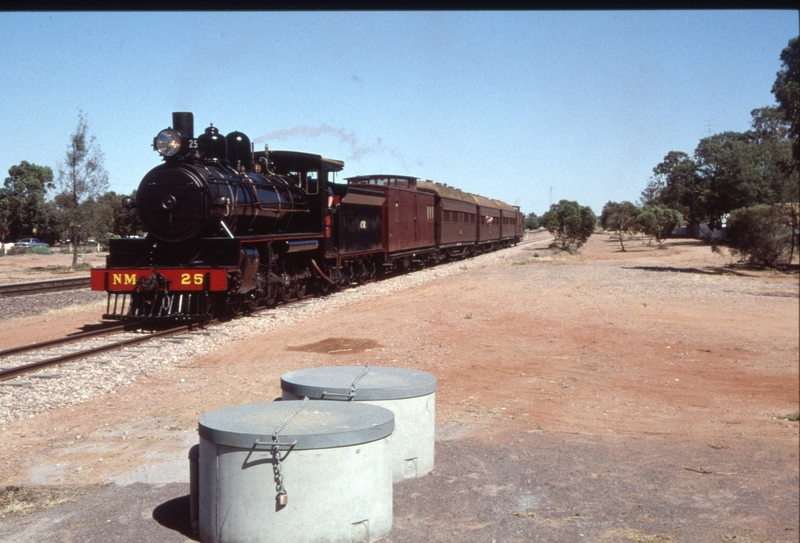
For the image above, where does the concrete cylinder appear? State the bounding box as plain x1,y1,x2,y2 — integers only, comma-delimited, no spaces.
281,366,436,483
197,400,394,543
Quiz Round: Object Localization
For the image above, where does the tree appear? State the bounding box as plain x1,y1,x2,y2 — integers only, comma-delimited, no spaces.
725,205,794,268
772,36,800,163
636,205,683,248
94,191,143,241
541,199,596,250
644,151,706,228
524,212,541,230
0,161,55,244
644,107,796,233
53,111,109,269
599,201,639,251
695,131,761,229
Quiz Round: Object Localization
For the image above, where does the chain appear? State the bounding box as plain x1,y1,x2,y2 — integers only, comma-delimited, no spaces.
348,362,371,400
272,396,309,504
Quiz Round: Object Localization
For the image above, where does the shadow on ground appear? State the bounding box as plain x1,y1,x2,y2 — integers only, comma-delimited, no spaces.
153,494,199,541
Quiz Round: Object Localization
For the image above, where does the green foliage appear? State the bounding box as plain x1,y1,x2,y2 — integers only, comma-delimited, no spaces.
725,205,795,268
1,121,140,253
599,201,639,251
772,36,800,162
0,161,56,243
524,212,541,230
95,191,143,240
53,110,110,269
541,199,596,250
30,246,51,255
637,205,683,248
642,107,797,230
643,150,704,225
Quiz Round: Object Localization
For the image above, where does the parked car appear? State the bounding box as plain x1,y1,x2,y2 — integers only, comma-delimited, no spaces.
14,238,50,248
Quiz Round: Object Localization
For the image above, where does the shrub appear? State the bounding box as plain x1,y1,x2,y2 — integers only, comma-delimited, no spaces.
725,205,793,267
541,200,596,250
637,205,683,248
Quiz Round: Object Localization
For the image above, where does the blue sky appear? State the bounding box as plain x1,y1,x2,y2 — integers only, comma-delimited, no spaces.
0,11,796,216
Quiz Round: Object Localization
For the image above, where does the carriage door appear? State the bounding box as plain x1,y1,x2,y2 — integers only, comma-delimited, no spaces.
413,195,419,243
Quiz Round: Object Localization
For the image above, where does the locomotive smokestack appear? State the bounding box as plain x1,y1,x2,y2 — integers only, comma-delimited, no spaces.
173,112,194,138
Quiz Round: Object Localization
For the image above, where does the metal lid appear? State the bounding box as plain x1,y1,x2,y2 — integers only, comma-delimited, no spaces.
198,400,394,450
280,366,437,401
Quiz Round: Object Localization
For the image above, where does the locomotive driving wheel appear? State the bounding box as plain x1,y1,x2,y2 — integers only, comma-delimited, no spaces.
294,267,310,298
244,293,258,312
265,283,279,306
280,273,294,302
226,295,244,316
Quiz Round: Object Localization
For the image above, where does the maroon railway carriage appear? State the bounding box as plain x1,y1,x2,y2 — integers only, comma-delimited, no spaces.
340,175,436,271
495,200,525,245
416,180,478,258
470,193,503,250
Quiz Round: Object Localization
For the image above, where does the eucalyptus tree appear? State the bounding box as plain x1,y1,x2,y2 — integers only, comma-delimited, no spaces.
636,205,683,248
772,36,800,163
541,199,596,250
53,111,109,269
599,200,639,251
0,161,55,243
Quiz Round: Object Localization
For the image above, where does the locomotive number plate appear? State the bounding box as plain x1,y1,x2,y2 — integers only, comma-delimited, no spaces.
91,268,229,292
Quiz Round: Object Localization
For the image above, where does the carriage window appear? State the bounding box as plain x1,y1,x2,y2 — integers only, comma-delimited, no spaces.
427,205,434,221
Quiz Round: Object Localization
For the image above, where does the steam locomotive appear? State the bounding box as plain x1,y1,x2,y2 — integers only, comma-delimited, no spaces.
90,112,524,322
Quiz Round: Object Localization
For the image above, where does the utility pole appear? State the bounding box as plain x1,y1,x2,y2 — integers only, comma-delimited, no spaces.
549,185,553,206
706,119,714,138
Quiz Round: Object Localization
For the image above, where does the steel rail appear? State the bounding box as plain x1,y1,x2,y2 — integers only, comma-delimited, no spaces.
0,325,192,382
0,322,142,359
0,277,91,297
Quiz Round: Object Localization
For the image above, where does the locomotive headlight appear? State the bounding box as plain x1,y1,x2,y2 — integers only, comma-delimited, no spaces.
154,129,183,156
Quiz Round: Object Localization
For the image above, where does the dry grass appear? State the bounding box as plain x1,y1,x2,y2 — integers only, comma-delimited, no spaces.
624,531,674,542
0,485,96,517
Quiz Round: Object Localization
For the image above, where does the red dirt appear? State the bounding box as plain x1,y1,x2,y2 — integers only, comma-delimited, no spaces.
0,236,797,542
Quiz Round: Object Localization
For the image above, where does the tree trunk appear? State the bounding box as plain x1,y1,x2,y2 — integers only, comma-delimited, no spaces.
70,228,79,270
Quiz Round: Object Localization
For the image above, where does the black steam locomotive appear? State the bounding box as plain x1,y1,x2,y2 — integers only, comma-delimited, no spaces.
91,112,524,322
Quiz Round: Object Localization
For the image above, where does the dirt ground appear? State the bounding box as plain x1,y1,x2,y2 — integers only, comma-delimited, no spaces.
0,236,797,542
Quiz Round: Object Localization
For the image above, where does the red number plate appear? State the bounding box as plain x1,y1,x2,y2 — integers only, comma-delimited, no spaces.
91,268,229,292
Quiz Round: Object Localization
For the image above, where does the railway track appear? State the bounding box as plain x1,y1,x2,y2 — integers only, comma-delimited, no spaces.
0,287,321,383
0,324,196,382
0,277,91,297
0,239,544,383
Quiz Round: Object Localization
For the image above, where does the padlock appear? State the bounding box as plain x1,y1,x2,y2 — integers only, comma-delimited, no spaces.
277,493,288,506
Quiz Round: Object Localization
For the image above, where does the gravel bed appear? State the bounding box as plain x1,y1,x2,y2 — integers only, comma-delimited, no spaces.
0,290,107,322
0,245,534,425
